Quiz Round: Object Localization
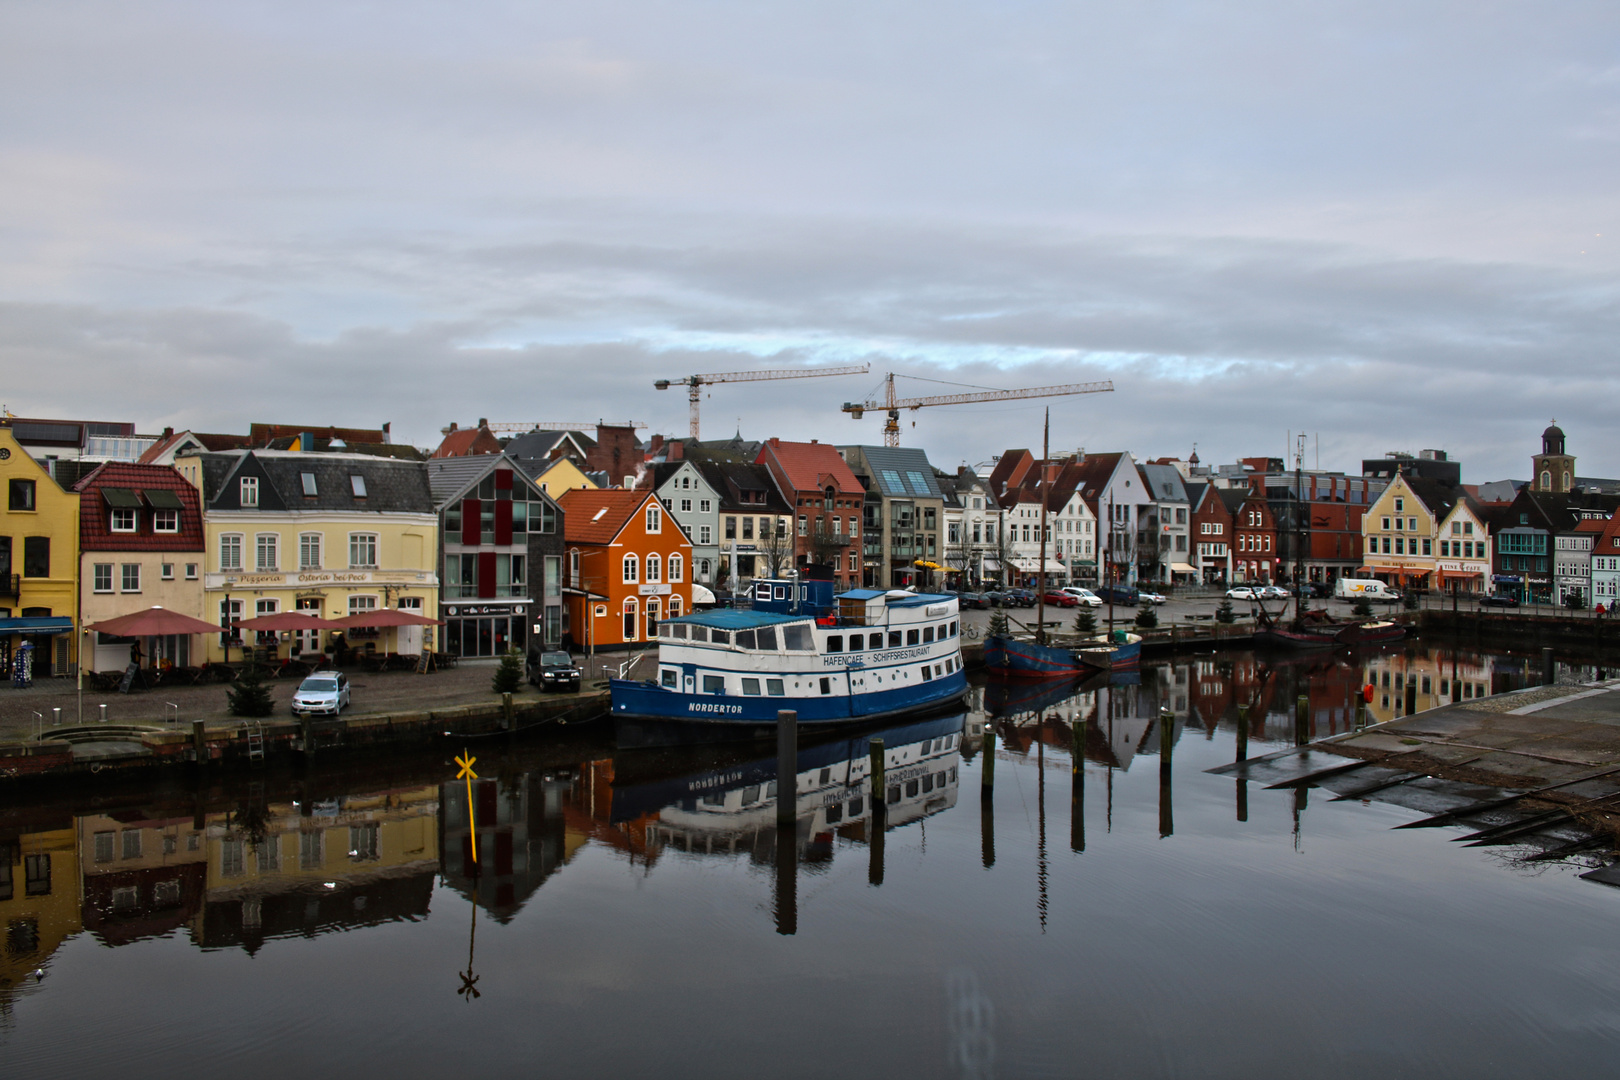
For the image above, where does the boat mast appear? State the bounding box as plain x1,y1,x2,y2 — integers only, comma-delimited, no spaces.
1294,432,1306,624
1036,408,1049,646
1106,493,1115,637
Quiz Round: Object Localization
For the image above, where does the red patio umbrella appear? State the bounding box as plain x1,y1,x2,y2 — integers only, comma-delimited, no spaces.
332,609,443,628
86,606,222,637
232,611,347,631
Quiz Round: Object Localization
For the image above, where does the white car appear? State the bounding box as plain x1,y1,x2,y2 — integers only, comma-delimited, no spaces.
1225,586,1258,601
292,672,350,716
1059,587,1104,607
1137,590,1167,605
1258,585,1289,600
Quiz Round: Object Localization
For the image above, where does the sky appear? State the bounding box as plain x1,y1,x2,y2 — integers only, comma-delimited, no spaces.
4,0,1620,483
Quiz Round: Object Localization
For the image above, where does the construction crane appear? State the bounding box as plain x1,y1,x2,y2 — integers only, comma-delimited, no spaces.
842,373,1115,446
485,420,646,433
655,364,871,440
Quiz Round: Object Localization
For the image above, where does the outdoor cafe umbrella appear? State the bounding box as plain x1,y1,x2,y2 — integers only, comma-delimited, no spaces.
332,608,444,656
231,611,347,631
86,606,221,637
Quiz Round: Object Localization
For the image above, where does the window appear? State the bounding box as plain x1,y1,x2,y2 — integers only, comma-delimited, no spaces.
121,563,140,592
110,507,137,532
662,669,678,688
742,516,754,541
256,533,278,571
669,554,683,582
160,563,174,580
1394,497,1403,512
349,533,378,568
1381,517,1390,531
699,525,712,545
301,472,318,496
699,499,711,512
767,679,785,696
153,508,178,532
220,534,243,571
239,476,258,506
906,629,920,645
9,479,36,511
646,505,661,533
185,563,198,580
646,553,661,582
93,564,113,592
23,536,49,578
725,516,736,540
347,594,377,619
300,532,322,570
1422,539,1432,555
703,674,725,693
680,499,692,513
742,677,762,695
799,515,808,536
1409,518,1418,532
350,474,367,498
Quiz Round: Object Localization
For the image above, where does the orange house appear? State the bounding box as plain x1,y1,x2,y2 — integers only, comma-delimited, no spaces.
560,488,692,652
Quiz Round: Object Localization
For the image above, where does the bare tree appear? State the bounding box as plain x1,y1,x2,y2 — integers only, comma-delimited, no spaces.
759,517,792,578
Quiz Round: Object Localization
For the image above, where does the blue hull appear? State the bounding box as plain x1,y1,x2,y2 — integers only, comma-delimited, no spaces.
611,671,971,747
983,635,1096,679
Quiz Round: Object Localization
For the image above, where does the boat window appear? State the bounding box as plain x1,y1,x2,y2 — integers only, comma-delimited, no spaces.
922,626,934,643
711,630,730,645
756,626,778,650
742,785,761,804
819,677,831,694
826,803,843,824
888,631,902,648
702,675,726,693
907,629,920,645
735,629,756,649
767,679,785,696
869,633,884,649
773,586,788,600
950,621,957,636
661,669,678,688
921,665,933,680
848,797,863,817
906,779,919,797
742,678,762,696
847,634,864,652
826,635,843,653
671,624,688,639
782,623,813,651
690,626,708,642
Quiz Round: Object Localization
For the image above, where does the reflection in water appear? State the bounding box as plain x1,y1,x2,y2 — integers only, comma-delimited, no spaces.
946,968,996,1080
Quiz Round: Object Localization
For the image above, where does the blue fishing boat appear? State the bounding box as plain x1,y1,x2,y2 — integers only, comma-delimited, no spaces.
1077,629,1142,671
612,576,970,746
983,634,1096,679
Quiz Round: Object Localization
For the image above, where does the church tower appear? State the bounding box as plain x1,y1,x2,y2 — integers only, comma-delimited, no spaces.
1530,422,1574,493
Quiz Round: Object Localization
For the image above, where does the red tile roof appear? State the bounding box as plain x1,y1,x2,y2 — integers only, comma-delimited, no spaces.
430,425,502,459
1596,514,1620,553
559,488,653,545
75,463,205,552
757,438,862,494
250,423,389,445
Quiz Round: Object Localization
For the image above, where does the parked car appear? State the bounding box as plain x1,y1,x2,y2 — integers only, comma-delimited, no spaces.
292,671,350,716
1096,584,1139,605
1480,594,1520,608
1257,584,1289,600
982,589,1012,607
1059,586,1104,607
1137,589,1167,605
528,649,582,691
1225,586,1258,601
953,591,989,610
1291,582,1330,599
1004,588,1039,608
1042,591,1080,607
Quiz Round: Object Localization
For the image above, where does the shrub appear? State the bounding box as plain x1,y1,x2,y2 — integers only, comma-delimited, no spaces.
1402,591,1420,611
227,660,274,718
1352,599,1375,619
1215,599,1235,624
1133,607,1158,629
492,649,524,694
1073,607,1096,634
987,609,1010,638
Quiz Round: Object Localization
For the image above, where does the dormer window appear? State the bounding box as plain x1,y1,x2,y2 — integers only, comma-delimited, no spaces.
301,472,318,497
110,508,137,532
240,477,258,507
350,475,367,498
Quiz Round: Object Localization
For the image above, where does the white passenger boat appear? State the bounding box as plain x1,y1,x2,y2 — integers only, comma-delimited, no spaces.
611,576,970,746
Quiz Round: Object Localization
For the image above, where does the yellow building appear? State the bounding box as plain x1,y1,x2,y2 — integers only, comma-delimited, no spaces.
1360,472,1455,591
0,823,83,1005
176,449,439,662
1363,649,1493,724
0,423,80,678
529,457,598,499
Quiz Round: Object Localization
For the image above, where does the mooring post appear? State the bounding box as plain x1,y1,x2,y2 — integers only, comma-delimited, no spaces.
1236,704,1250,762
869,737,885,808
1543,647,1556,686
1159,709,1174,838
1159,707,1173,761
868,799,885,887
191,719,207,763
774,822,798,935
1295,694,1309,746
981,720,996,799
1356,698,1368,731
502,691,514,731
1405,680,1417,717
777,710,797,828
301,716,315,758
1071,718,1085,853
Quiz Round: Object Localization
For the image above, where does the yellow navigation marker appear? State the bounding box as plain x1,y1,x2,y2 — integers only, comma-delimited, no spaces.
457,751,479,864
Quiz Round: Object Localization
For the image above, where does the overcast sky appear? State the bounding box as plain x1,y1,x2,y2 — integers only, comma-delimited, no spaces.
4,1,1619,482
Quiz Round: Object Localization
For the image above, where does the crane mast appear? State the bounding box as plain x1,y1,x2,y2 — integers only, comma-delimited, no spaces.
842,373,1115,446
655,364,870,440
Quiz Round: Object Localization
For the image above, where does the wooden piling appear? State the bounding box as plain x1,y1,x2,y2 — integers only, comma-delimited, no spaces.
1236,704,1249,762
774,822,798,935
502,692,514,731
981,721,996,799
1159,708,1174,837
1543,646,1556,686
1404,680,1417,717
869,737,885,806
1071,718,1085,853
191,719,207,762
777,710,797,828
1295,695,1309,746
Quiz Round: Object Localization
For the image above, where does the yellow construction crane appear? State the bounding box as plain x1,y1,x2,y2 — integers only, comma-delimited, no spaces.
655,364,871,440
842,373,1115,446
484,420,647,433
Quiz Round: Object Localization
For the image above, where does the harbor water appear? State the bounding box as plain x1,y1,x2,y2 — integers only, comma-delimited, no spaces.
3,642,1618,1078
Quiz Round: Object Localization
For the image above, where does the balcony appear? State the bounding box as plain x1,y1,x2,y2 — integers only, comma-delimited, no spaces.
0,573,17,599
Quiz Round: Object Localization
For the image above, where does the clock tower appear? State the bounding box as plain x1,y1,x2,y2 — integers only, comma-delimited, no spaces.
1530,422,1574,493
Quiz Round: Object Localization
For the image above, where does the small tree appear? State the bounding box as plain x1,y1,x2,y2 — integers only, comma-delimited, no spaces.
1352,598,1375,619
1215,598,1235,624
1402,590,1420,612
1073,607,1096,635
227,659,274,718
1134,606,1158,629
492,648,524,694
987,609,1010,638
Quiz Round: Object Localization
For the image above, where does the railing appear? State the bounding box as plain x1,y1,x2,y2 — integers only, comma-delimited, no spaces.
0,573,17,598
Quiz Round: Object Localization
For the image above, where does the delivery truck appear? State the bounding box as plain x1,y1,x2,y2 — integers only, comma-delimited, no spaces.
1335,577,1401,602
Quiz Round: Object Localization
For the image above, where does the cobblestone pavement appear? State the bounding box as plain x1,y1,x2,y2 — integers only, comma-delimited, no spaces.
0,661,606,744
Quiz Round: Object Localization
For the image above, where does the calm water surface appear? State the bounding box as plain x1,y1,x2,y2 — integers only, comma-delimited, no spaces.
3,644,1618,1079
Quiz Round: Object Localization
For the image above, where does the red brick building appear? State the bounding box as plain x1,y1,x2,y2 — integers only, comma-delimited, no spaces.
755,438,865,589
1220,489,1279,583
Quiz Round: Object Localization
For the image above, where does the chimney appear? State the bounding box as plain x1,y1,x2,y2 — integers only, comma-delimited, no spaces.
382,421,391,443
769,437,781,447
162,426,174,437
478,418,488,429
301,431,314,453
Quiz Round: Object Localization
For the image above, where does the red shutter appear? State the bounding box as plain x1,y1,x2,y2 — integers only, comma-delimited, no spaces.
495,499,512,545
495,468,513,491
462,499,480,545
478,551,497,598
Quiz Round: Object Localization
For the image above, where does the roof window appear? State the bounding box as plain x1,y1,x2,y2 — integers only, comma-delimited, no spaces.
302,472,318,497
350,475,367,498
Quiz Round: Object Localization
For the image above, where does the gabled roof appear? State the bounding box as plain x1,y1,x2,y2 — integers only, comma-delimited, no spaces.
692,460,792,514
1596,513,1620,553
758,438,862,494
430,423,503,459
137,430,255,463
855,445,944,499
426,453,553,510
189,451,433,514
1139,463,1189,503
74,462,205,552
559,488,655,545
505,429,594,461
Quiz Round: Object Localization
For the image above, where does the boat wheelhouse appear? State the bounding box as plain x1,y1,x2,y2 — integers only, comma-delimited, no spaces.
611,577,969,744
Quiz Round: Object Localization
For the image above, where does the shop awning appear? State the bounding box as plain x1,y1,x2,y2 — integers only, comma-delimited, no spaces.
143,489,185,509
0,616,74,635
102,488,142,508
1170,562,1196,573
